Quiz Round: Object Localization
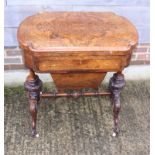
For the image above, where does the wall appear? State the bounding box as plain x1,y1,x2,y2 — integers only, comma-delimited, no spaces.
4,0,150,70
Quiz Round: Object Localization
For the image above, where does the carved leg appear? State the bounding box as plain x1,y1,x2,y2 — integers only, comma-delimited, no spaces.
24,69,42,137
109,72,125,136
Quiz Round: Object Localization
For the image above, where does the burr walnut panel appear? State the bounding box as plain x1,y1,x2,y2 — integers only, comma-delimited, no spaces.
17,12,138,91
38,59,122,72
17,12,138,53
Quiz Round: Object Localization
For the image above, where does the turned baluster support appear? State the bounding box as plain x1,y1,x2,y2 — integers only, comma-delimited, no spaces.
24,69,42,137
109,72,125,137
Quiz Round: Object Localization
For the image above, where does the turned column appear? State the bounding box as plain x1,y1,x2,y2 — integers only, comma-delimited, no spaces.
109,72,125,136
24,69,42,137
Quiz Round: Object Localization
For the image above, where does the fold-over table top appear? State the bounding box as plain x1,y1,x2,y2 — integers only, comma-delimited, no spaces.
17,12,138,53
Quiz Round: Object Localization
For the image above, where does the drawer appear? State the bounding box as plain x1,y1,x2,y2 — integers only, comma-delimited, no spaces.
37,59,122,72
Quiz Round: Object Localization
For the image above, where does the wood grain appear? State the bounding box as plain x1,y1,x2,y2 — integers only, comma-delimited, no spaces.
17,12,138,90
17,12,138,53
51,73,106,92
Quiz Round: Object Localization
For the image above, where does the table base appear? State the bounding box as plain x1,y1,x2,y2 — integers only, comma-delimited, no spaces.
24,69,125,137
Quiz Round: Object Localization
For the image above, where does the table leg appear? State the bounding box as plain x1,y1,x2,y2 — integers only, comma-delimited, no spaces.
109,72,125,136
24,69,42,137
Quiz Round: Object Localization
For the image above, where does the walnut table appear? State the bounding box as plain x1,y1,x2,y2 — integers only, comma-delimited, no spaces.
17,12,138,137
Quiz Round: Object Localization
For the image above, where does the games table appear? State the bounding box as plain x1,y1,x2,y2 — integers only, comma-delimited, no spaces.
17,12,138,137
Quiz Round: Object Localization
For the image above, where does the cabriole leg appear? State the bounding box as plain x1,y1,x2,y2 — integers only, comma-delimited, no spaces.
24,69,42,137
109,72,125,137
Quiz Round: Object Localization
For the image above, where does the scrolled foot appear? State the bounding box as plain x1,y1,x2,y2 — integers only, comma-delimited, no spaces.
31,128,39,138
112,126,120,137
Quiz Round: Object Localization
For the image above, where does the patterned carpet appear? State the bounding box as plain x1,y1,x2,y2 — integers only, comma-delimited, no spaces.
4,80,149,155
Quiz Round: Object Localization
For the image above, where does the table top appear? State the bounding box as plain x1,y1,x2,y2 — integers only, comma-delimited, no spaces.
17,12,138,53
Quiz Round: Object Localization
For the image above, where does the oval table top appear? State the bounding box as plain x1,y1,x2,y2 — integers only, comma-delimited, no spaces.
17,12,138,53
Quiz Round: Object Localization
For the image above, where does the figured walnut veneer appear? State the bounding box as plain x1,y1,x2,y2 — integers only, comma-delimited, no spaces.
17,12,138,91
